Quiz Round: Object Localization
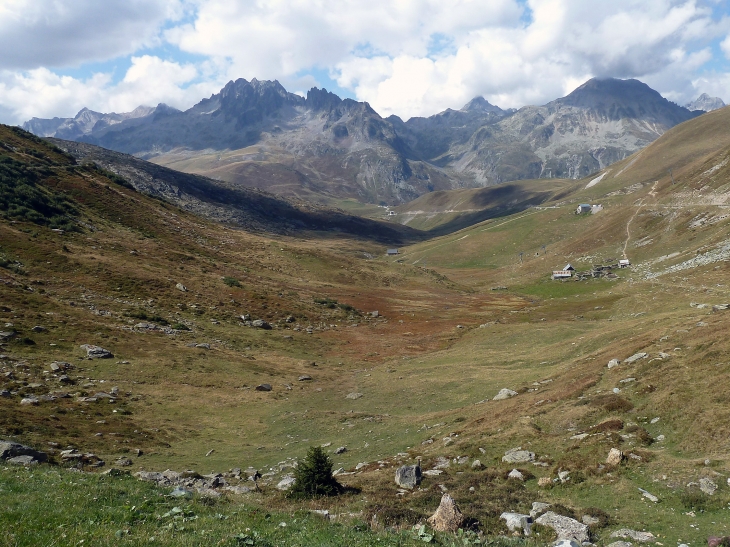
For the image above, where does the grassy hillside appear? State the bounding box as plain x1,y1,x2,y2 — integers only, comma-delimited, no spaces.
391,178,577,233
3,115,730,546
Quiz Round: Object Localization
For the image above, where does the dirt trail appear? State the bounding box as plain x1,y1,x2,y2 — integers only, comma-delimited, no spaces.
623,180,659,259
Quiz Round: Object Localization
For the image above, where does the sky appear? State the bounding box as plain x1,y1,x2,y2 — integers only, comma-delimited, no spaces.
1,0,729,125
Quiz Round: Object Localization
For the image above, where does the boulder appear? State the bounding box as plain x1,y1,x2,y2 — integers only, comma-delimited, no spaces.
276,476,296,490
255,384,272,392
535,512,590,543
20,397,39,405
624,352,647,364
334,446,347,454
8,455,39,465
502,447,535,463
80,344,113,359
700,477,718,495
251,319,271,329
346,392,363,400
607,359,621,369
493,388,518,400
530,502,551,518
500,512,532,535
298,375,312,381
427,494,465,532
471,459,483,469
395,463,422,489
175,283,187,292
610,529,655,542
552,541,582,547
31,326,47,333
607,448,624,466
606,542,633,547
508,469,525,481
0,440,48,463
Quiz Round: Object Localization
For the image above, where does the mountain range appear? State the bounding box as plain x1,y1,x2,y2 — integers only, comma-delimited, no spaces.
23,78,716,205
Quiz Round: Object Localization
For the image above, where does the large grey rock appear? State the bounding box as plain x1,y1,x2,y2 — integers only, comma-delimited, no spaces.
80,344,113,359
607,359,621,369
0,440,48,463
255,384,272,391
610,529,655,542
493,388,518,400
502,447,535,463
508,468,525,481
395,464,422,489
535,512,589,543
251,319,271,329
500,512,532,535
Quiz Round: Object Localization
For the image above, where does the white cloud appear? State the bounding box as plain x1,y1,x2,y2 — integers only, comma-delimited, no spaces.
1,0,730,125
0,0,184,70
0,56,219,124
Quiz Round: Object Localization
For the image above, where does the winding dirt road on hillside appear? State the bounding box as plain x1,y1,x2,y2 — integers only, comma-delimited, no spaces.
623,180,659,259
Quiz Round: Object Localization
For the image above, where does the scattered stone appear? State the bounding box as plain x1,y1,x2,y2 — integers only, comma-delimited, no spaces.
502,447,535,463
346,392,363,400
552,541,581,547
195,343,210,350
637,488,658,502
395,463,422,489
115,458,133,467
332,467,344,476
607,359,621,369
471,459,483,469
610,529,655,542
298,375,312,381
0,331,17,341
607,448,624,466
538,477,553,487
20,397,39,406
606,542,633,547
700,477,718,495
371,311,379,318
31,326,47,333
508,469,525,481
656,434,665,442
255,384,272,392
8,455,39,465
712,304,730,311
0,390,9,398
650,417,660,424
582,515,600,526
493,388,518,400
558,470,570,483
102,468,130,477
535,512,590,543
530,502,551,518
433,456,450,469
334,446,347,454
175,283,187,292
355,462,368,470
423,470,443,477
500,512,532,536
251,319,272,329
625,352,647,364
276,476,296,490
80,344,113,359
570,433,589,440
427,494,465,532
169,486,193,497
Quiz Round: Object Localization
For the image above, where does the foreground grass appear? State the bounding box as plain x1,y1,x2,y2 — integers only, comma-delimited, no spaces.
0,466,557,547
0,465,449,547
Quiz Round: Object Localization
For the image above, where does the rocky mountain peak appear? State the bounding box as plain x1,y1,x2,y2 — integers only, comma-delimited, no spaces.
555,77,696,126
461,96,503,114
305,87,343,112
685,93,725,112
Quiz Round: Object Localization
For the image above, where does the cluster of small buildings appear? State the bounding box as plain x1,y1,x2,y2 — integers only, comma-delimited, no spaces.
552,259,630,280
576,203,603,214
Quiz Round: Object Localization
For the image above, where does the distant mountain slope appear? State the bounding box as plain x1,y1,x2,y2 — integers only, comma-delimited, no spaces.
44,134,422,243
24,78,700,205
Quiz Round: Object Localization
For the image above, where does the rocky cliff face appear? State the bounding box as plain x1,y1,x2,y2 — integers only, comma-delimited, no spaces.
24,77,700,204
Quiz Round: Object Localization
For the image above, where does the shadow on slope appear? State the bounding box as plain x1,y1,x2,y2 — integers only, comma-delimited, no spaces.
48,137,425,245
